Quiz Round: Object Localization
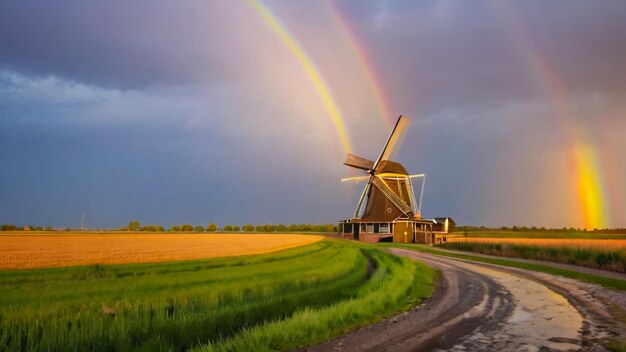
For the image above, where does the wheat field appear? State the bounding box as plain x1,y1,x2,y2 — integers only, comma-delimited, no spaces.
0,233,322,269
446,237,626,249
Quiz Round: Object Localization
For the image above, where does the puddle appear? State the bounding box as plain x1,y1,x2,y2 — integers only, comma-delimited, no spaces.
509,308,533,322
448,263,583,351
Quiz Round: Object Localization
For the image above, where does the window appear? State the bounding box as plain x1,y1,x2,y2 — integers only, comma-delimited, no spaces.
380,223,390,234
366,223,374,233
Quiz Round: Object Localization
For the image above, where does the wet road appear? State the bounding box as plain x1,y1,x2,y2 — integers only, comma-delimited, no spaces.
303,248,618,352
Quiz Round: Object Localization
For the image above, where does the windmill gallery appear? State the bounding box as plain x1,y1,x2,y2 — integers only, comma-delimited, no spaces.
338,116,454,244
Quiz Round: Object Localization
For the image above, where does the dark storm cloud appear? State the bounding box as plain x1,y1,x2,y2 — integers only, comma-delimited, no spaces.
0,70,355,228
336,0,626,112
0,1,255,89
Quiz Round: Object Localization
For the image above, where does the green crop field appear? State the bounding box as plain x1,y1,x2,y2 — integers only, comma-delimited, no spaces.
0,239,435,351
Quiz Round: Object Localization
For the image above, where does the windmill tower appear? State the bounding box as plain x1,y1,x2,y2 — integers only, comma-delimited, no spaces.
339,115,443,244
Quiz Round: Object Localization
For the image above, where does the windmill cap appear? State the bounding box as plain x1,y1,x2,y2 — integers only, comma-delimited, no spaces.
375,160,409,175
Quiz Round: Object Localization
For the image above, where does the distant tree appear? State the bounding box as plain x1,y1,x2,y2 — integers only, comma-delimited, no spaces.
157,225,165,232
169,225,181,232
255,225,265,232
206,223,217,232
298,224,313,232
243,224,254,232
288,224,298,232
195,225,204,233
1,224,17,231
276,224,286,232
180,224,193,232
224,224,233,231
128,220,141,231
512,225,518,232
261,224,275,232
233,225,241,232
45,226,53,231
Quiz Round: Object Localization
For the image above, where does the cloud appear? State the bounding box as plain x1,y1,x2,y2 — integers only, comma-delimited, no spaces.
0,1,267,89
0,69,356,227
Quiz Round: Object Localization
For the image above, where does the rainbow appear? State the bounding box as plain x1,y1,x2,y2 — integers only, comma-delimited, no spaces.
325,0,396,128
247,0,352,154
491,2,609,229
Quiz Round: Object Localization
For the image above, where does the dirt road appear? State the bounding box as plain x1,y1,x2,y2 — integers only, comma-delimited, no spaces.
303,248,625,351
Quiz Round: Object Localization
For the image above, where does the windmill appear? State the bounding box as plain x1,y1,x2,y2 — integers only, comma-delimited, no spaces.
342,115,425,222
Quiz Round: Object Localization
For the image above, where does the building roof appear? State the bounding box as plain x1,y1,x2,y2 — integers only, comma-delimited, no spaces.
433,217,455,224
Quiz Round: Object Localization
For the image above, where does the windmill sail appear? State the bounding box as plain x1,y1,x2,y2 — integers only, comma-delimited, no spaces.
372,115,409,171
344,154,374,171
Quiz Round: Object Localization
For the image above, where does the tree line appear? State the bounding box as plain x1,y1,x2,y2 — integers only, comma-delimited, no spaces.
0,222,338,233
120,221,338,233
0,224,54,231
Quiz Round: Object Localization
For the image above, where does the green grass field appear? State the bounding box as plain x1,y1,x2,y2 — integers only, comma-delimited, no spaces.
0,239,435,351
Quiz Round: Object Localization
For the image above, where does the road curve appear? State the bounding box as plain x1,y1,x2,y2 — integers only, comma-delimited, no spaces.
302,248,621,352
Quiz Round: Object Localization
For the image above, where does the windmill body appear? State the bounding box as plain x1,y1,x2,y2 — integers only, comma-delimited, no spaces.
338,115,454,244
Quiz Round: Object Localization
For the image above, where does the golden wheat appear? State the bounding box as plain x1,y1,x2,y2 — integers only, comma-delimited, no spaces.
0,233,322,269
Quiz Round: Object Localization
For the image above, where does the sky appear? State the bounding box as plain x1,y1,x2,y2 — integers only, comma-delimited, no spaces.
1,0,625,229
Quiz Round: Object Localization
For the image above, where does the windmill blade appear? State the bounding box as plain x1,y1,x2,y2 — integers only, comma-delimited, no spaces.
354,179,372,218
341,176,370,182
344,153,374,171
408,173,425,179
372,115,409,172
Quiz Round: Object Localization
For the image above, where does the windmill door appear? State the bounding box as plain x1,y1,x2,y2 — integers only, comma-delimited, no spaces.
393,222,414,243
